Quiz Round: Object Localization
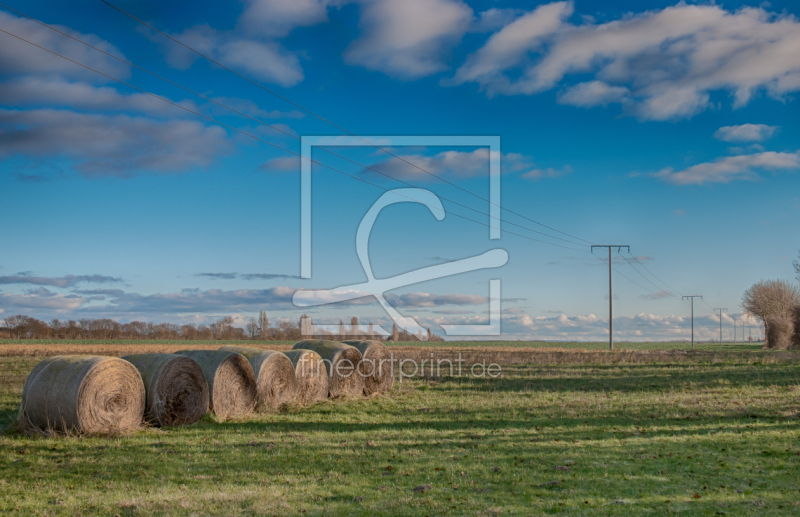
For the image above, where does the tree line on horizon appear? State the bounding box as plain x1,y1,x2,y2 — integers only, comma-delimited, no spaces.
0,311,443,342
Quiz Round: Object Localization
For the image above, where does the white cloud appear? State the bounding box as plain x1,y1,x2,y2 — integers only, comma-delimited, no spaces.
0,290,86,312
360,149,564,181
448,1,572,88
0,77,197,116
0,11,129,80
237,0,340,38
448,2,800,120
158,25,304,87
386,292,487,307
0,109,232,178
714,124,779,142
260,155,300,172
470,8,524,33
493,311,742,341
521,164,573,181
0,273,122,288
557,80,630,107
653,150,800,185
344,0,473,78
217,39,304,87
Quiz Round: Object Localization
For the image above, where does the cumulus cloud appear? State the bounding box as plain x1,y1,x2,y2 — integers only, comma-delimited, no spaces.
557,80,630,107
0,273,122,288
0,283,492,319
490,311,741,341
206,96,304,120
448,1,572,88
521,164,573,181
196,273,238,280
0,289,87,312
259,155,300,172
155,7,309,87
713,124,779,142
0,11,238,178
344,0,473,78
0,11,129,80
385,292,487,307
448,2,800,120
642,290,674,300
237,0,340,38
0,76,207,120
0,109,232,177
88,287,298,314
470,8,523,33
360,148,563,181
196,272,301,280
653,150,800,185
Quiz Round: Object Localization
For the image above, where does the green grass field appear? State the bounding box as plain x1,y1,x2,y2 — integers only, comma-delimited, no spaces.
1,351,798,516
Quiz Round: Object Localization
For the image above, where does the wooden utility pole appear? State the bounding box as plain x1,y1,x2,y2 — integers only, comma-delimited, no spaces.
682,295,702,350
713,308,727,345
591,245,630,351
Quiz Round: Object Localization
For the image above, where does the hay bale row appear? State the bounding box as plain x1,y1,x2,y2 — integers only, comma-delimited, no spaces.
175,350,257,421
292,340,364,397
122,353,208,427
17,340,393,435
219,346,297,410
282,349,329,405
342,340,394,395
18,355,145,435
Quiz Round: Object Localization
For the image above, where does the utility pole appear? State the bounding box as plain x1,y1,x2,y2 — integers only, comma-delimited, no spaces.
734,316,737,344
713,308,727,345
682,295,703,350
591,245,630,351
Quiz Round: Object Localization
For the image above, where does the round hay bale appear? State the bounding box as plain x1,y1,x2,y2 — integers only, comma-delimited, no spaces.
122,354,209,426
219,346,297,410
175,350,256,421
291,340,364,398
343,340,394,395
282,349,329,405
18,355,145,435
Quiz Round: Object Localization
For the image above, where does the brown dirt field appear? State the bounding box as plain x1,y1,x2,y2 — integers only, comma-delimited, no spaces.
2,343,798,366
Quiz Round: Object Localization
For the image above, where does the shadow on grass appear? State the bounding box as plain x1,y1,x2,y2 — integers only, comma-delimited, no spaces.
412,362,800,393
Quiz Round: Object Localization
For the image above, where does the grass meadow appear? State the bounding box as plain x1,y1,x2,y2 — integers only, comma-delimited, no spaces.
1,344,798,516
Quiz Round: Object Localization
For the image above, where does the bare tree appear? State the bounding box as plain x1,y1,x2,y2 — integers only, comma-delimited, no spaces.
49,319,64,338
794,250,800,283
246,317,259,339
350,316,359,338
742,279,800,348
4,315,29,339
258,310,270,340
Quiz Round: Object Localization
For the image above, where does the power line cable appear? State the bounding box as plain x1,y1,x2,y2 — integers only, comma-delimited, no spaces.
0,25,591,253
617,251,676,297
590,250,661,297
99,0,595,246
625,251,686,297
0,2,590,249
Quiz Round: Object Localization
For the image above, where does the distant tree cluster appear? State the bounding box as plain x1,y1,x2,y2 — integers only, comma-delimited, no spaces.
0,310,443,341
742,275,800,350
298,315,443,342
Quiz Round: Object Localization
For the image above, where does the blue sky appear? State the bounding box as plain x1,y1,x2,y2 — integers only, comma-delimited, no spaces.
1,0,799,340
